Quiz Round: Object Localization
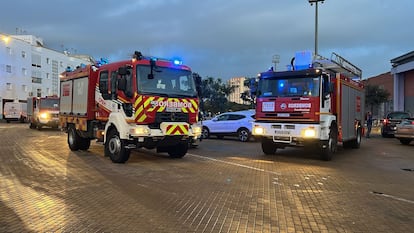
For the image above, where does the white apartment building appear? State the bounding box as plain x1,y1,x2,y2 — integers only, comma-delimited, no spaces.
227,76,249,104
0,33,92,119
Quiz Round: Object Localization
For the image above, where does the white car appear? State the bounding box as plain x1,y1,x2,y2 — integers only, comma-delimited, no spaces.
201,110,255,142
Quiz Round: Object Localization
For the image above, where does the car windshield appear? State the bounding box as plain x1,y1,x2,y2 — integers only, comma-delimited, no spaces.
257,76,320,97
137,66,197,98
387,112,410,119
40,99,59,109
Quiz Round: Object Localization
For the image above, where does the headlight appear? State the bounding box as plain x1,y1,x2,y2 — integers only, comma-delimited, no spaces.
129,126,150,136
303,128,316,138
192,125,202,136
40,113,49,119
253,126,265,135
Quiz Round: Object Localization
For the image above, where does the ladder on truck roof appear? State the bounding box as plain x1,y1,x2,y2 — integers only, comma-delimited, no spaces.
313,52,362,80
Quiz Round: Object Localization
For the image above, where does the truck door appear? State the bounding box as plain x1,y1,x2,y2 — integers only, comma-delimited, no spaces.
320,74,332,114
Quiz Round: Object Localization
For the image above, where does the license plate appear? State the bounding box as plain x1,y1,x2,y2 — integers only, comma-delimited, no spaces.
275,130,290,135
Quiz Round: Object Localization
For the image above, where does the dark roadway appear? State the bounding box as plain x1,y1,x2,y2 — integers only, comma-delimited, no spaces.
0,123,413,232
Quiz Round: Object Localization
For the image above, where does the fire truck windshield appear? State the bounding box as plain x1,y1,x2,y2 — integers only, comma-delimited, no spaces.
257,77,320,98
137,66,197,97
40,99,59,109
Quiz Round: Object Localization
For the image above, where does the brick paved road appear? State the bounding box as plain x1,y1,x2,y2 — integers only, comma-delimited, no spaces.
0,124,413,232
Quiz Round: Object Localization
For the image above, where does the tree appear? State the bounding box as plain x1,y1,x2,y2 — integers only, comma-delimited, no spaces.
365,84,390,113
200,76,235,114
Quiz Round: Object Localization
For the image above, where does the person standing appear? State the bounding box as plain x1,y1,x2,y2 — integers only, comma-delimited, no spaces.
366,111,373,138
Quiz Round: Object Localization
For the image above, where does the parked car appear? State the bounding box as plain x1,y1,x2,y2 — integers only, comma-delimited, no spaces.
381,111,411,137
201,110,255,142
395,118,414,145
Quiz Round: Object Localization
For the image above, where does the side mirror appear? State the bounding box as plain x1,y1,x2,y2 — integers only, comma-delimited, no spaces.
193,73,202,96
148,59,156,79
118,67,128,75
249,78,257,96
118,77,126,91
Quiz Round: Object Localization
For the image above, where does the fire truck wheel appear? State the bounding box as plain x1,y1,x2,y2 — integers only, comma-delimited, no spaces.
261,138,277,155
79,139,91,151
350,127,362,149
105,129,130,163
68,126,81,151
321,125,338,161
168,143,188,158
238,128,251,142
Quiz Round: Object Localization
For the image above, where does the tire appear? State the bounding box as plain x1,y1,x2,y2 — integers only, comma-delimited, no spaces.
79,139,91,151
29,122,36,129
399,138,412,145
320,125,338,161
237,128,250,142
105,128,131,163
350,127,362,149
168,143,188,158
261,138,277,155
68,126,81,151
202,127,210,139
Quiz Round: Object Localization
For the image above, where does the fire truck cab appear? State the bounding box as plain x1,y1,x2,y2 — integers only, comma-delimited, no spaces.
60,51,202,163
252,51,365,160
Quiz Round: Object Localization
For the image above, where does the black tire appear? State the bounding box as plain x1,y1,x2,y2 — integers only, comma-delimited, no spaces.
320,125,338,161
29,122,36,129
168,143,188,158
399,138,412,145
237,128,250,142
261,138,277,155
68,126,81,151
202,127,210,139
105,128,131,163
79,139,91,151
350,127,362,149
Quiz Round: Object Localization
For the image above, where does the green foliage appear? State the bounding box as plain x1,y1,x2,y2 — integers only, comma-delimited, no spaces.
365,84,390,112
199,76,235,114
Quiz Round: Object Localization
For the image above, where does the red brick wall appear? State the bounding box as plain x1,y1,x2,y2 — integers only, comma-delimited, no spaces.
404,70,414,96
363,72,393,100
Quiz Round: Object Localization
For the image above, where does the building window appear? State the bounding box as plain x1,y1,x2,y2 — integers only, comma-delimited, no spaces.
60,61,64,67
46,58,50,64
6,65,12,73
6,47,11,55
31,70,42,83
46,73,50,79
37,89,42,97
22,68,27,76
31,54,41,68
21,51,26,58
6,83,12,90
22,85,27,92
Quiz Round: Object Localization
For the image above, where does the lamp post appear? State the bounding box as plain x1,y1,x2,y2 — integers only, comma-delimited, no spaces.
308,0,324,56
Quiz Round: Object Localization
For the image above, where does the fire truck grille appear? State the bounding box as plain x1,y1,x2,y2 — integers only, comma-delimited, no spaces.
149,112,189,129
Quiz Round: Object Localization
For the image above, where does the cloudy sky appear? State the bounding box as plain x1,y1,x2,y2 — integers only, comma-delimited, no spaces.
1,0,412,80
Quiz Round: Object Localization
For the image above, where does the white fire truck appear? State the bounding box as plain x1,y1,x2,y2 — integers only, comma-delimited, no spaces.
59,51,202,163
252,51,365,160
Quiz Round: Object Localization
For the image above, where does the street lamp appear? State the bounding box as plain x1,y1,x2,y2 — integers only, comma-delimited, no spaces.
308,0,325,56
272,54,280,71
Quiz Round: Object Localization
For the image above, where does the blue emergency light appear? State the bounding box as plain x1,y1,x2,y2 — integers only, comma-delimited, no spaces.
173,59,182,65
294,51,313,70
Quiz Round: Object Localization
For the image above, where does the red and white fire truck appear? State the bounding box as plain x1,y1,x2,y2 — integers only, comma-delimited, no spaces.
27,95,60,129
59,51,202,163
252,51,365,160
